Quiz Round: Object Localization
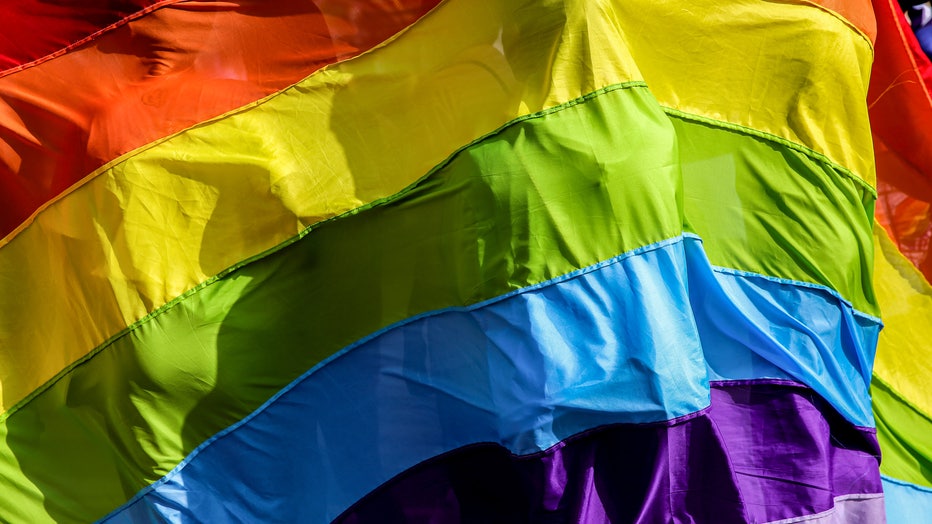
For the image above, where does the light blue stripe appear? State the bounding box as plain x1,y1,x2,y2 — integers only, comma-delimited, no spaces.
882,475,932,523
99,235,879,523
687,243,879,427
101,236,708,523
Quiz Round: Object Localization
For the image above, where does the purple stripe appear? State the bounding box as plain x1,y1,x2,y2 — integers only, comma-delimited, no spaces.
335,382,881,524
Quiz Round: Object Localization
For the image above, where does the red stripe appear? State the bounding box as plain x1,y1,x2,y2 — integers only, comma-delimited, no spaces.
869,0,932,279
0,0,170,74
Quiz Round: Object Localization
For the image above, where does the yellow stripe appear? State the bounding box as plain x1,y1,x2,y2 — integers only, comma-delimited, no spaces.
614,0,875,186
873,225,932,420
0,0,872,414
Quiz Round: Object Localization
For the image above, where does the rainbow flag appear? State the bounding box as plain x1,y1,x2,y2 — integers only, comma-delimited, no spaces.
0,1,894,522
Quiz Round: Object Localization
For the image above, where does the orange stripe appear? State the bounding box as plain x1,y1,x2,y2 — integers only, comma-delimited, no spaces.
806,0,876,43
0,0,439,239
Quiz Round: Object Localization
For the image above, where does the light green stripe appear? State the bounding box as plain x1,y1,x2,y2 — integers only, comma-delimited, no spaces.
0,83,683,524
873,377,932,489
667,108,876,199
671,114,877,316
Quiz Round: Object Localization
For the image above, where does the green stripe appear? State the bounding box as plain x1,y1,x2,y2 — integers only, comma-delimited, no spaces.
671,114,877,316
0,84,683,523
0,82,877,522
667,108,876,199
873,377,932,489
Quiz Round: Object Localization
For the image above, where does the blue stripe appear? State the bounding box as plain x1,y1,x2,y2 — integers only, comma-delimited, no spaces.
99,235,879,523
882,476,932,523
689,252,879,428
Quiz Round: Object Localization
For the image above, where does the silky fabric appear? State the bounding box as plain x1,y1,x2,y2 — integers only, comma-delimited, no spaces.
0,0,439,238
97,235,879,522
0,1,885,522
106,383,882,524
882,476,932,523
